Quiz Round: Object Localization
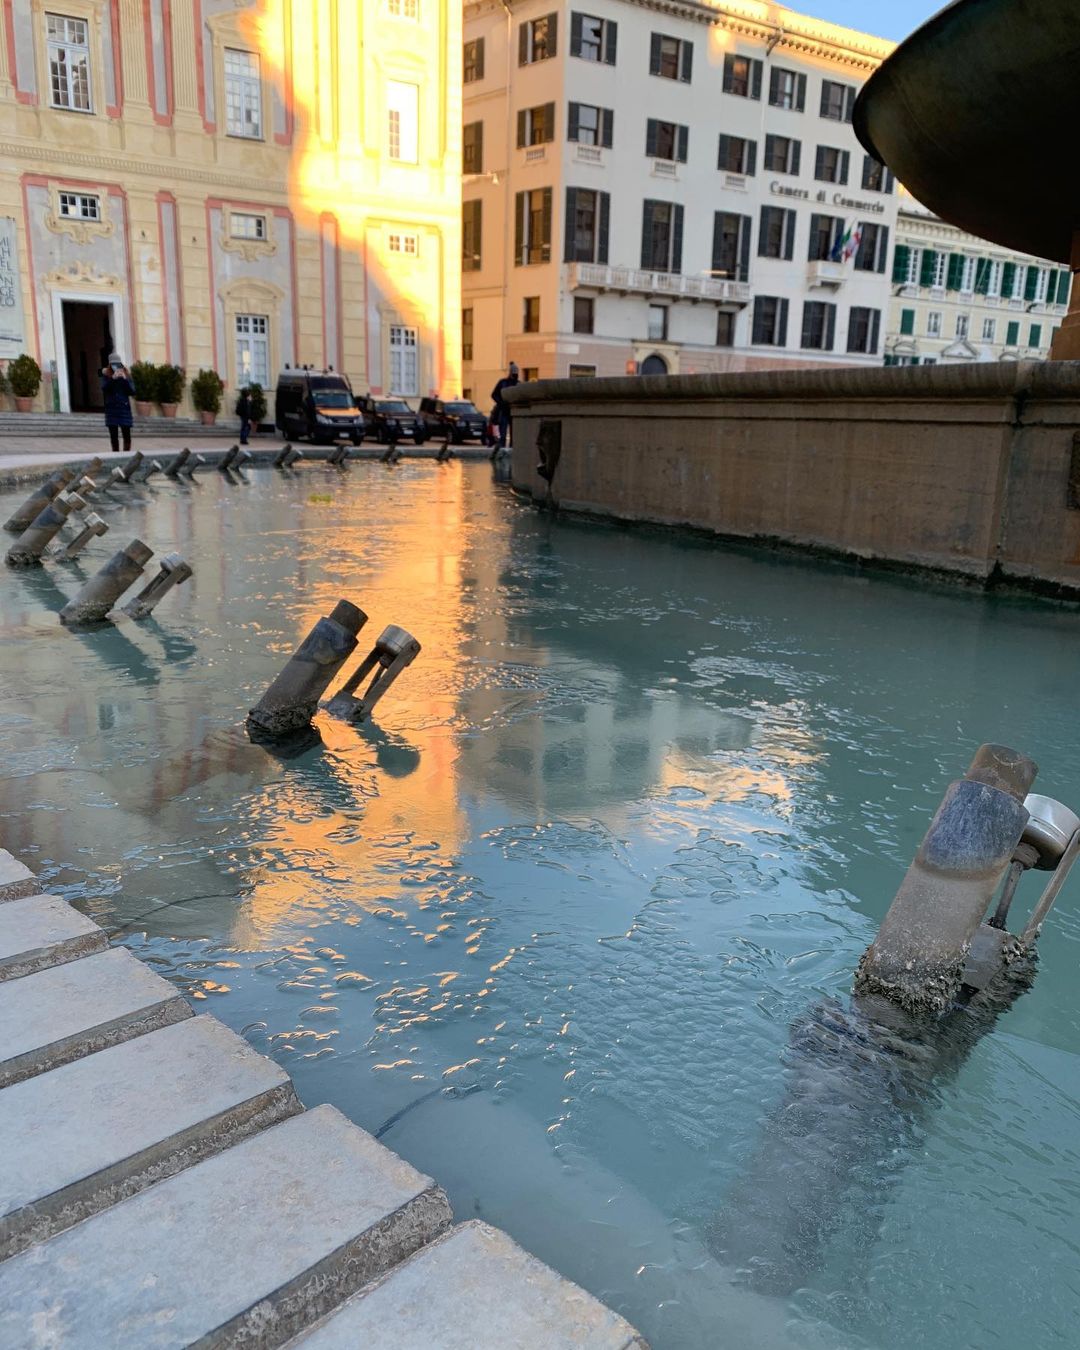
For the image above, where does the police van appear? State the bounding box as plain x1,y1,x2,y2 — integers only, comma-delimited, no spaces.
274,368,367,444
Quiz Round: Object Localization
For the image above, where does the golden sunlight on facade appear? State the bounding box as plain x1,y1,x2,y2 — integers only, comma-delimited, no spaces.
0,0,461,414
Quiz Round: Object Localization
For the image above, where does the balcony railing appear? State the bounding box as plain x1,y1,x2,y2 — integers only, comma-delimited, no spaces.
568,263,750,305
806,260,847,289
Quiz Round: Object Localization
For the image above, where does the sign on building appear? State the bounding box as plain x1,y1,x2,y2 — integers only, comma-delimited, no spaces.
0,218,26,358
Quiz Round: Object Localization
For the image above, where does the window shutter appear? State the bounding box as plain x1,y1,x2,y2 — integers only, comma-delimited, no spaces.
783,210,795,261
870,310,880,353
598,192,610,264
604,20,617,64
1024,265,1039,301
1001,261,1016,298
1059,270,1073,306
547,14,557,57
757,206,770,257
839,150,850,185
844,86,856,121
885,169,894,193
677,125,688,163
800,304,814,349
892,243,910,283
641,200,653,269
568,102,580,141
646,119,658,157
814,145,826,180
745,140,756,175
514,192,524,264
819,84,829,116
825,305,836,351
680,41,692,83
751,59,762,100
476,38,485,80
900,308,914,336
541,187,552,256
739,214,751,281
543,102,555,142
796,73,806,111
1006,319,1019,345
778,297,789,346
649,33,661,76
564,187,577,262
877,225,889,274
711,213,723,274
516,109,526,148
718,134,730,170
752,297,766,344
769,67,781,104
518,24,528,64
920,249,937,287
790,140,801,175
570,11,582,57
722,54,734,93
974,257,989,294
946,253,964,290
1030,324,1042,347
861,155,872,190
602,108,614,147
672,203,684,273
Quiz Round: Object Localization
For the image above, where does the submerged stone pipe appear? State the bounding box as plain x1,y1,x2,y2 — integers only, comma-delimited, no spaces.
3,469,76,533
5,490,88,567
164,448,191,478
59,539,154,625
117,451,144,483
283,447,304,469
217,445,239,473
327,624,422,724
138,459,164,483
184,453,206,478
247,600,367,738
56,512,109,561
122,552,192,619
273,443,293,468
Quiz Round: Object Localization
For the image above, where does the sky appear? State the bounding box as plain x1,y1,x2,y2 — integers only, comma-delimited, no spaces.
800,0,947,41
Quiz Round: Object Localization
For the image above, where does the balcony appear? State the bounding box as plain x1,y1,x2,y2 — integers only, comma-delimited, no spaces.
806,260,847,290
574,143,604,167
568,263,750,306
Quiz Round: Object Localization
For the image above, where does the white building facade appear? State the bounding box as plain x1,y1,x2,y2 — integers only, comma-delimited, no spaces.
885,196,1070,367
461,0,898,400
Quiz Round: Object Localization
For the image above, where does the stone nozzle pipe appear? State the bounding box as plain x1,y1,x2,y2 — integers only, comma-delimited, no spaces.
164,448,191,478
247,599,368,739
236,449,253,469
71,475,98,498
328,444,350,466
217,445,240,473
118,451,144,483
3,468,77,533
273,443,293,468
58,539,154,625
55,512,109,561
122,551,193,619
137,459,164,483
183,453,206,478
283,447,304,468
101,467,126,490
327,624,421,724
436,438,453,463
5,489,88,567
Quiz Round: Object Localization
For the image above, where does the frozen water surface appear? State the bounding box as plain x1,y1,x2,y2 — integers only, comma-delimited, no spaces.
1,462,1079,1349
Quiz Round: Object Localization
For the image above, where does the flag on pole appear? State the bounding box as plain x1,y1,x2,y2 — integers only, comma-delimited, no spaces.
829,223,864,264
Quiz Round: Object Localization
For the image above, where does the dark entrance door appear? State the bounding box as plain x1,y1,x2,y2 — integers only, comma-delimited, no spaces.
62,301,113,412
639,353,668,375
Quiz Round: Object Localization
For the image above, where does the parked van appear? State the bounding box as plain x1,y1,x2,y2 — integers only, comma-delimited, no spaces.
274,369,366,444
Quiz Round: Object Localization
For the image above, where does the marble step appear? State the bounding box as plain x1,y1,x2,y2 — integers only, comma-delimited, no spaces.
0,892,107,981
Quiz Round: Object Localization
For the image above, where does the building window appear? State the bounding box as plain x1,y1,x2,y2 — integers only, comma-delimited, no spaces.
985,259,1003,297
235,313,269,387
388,325,419,395
388,231,418,255
1026,266,1051,304
751,296,788,346
768,66,806,111
224,48,262,139
570,12,616,63
718,135,756,176
462,307,473,361
854,222,889,273
520,14,558,64
47,13,92,112
647,304,668,341
514,187,552,265
982,317,996,342
847,306,880,354
230,212,267,240
573,296,594,334
649,33,692,82
463,121,483,173
723,53,762,99
523,297,540,333
960,257,978,293
58,191,100,221
717,311,736,347
646,119,688,163
521,367,538,381
956,314,970,338
387,80,419,162
808,213,844,262
920,249,948,289
1006,320,1020,345
764,135,800,175
463,199,482,271
711,212,752,282
900,309,915,335
388,0,419,17
1029,323,1042,348
820,79,856,122
568,364,596,377
801,301,836,351
564,188,609,263
927,311,942,337
862,156,893,192
814,145,849,185
517,103,555,147
759,205,795,260
464,38,484,83
892,244,921,285
640,199,683,273
568,103,613,148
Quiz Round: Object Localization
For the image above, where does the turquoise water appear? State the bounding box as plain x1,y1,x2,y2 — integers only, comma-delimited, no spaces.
2,462,1079,1348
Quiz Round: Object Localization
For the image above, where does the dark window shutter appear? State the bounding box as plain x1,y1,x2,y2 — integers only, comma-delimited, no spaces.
516,109,526,148
750,59,762,100
677,125,688,163
514,192,524,263
1006,319,1019,345
598,192,610,264
680,41,692,82
819,84,829,116
570,11,582,57
543,102,555,142
885,169,894,193
745,140,756,175
778,297,789,345
722,54,734,93
757,206,770,257
739,215,751,281
796,73,806,111
825,305,836,351
604,20,617,64
769,67,780,104
947,253,964,290
602,108,613,147
814,145,825,180
547,14,557,57
844,86,856,121
790,140,801,175
641,200,653,269
672,203,684,272
711,212,723,274
783,210,795,261
564,187,577,262
752,298,765,344
1001,261,1016,297
839,150,850,185
974,257,989,294
518,24,528,64
861,155,872,190
800,303,814,348
900,308,914,335
717,134,730,170
1059,270,1073,306
568,102,579,141
877,225,889,273
646,119,658,157
649,33,661,76
892,243,910,283
921,250,938,286
477,38,485,80
541,187,552,254
1024,265,1039,301
870,310,880,353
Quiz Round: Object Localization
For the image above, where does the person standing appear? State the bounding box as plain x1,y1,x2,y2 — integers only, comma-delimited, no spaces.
236,386,252,445
100,353,135,453
490,361,520,449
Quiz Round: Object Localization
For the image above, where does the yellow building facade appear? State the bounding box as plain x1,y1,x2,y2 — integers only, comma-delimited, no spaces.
0,0,461,415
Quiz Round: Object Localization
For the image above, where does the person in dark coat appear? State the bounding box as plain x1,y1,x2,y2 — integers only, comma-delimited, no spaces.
100,351,135,453
490,362,520,449
235,387,252,445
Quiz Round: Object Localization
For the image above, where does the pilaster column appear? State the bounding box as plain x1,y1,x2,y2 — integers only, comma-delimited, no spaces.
119,0,153,120
170,0,202,125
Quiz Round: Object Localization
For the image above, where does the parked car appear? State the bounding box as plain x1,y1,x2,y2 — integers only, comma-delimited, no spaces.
275,370,366,444
362,397,425,445
418,397,491,445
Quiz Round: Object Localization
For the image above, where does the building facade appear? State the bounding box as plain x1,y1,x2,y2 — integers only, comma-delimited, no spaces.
461,0,899,400
0,0,461,415
885,194,1070,366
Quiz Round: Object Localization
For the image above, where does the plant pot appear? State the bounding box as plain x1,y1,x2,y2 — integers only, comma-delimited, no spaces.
134,400,153,417
14,396,34,413
198,410,217,426
160,403,178,418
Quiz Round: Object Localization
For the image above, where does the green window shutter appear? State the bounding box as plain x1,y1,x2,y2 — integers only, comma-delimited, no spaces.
1058,270,1072,306
1024,266,1039,301
1029,324,1042,348
919,250,937,286
892,244,910,283
900,308,914,335
1006,320,1019,345
946,253,964,290
1001,262,1016,298
974,258,990,295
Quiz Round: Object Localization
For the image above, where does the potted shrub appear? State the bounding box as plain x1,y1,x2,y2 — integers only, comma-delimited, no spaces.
191,368,224,425
8,354,41,413
156,363,186,418
247,382,268,433
130,360,158,417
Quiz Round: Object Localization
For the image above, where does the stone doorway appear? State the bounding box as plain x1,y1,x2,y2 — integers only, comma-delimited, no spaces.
62,300,114,412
